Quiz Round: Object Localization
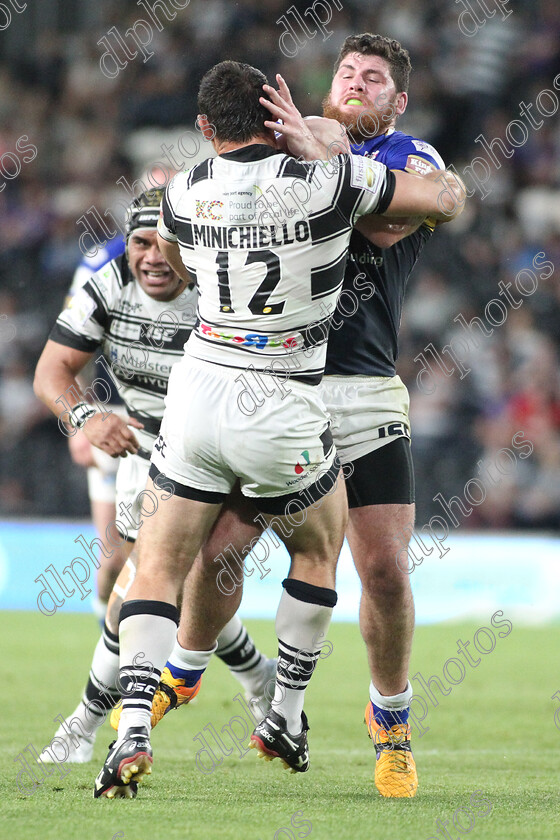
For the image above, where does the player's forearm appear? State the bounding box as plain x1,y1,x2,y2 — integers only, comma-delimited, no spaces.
33,343,89,419
34,363,85,418
383,169,466,222
157,235,193,283
355,214,425,248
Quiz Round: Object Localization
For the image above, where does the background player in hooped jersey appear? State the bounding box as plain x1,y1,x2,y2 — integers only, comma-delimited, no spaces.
92,59,464,798
65,235,129,622
296,34,449,798
33,189,276,764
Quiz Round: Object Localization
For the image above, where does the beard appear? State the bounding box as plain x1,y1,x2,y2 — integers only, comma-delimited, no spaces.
322,92,397,143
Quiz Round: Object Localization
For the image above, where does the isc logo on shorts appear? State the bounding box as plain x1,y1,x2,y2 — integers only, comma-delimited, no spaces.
377,422,410,440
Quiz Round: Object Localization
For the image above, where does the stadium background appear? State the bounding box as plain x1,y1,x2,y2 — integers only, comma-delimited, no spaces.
1,4,560,839
0,0,559,608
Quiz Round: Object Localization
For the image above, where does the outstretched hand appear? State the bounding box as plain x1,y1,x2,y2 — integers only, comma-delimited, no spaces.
260,74,325,160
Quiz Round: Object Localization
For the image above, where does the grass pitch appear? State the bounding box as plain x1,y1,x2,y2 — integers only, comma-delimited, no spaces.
1,611,559,840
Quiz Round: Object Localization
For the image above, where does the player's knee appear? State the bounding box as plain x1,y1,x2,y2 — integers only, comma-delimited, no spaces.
358,555,412,598
106,594,123,632
104,545,128,574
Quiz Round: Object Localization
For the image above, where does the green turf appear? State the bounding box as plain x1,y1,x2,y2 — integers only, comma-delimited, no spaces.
1,611,559,840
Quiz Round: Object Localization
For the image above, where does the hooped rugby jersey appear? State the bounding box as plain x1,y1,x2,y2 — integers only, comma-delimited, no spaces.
65,236,127,404
158,144,396,385
324,129,444,378
50,254,198,452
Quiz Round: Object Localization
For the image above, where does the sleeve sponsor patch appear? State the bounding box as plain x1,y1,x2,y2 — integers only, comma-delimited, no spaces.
350,155,384,195
68,288,96,326
411,139,445,169
406,155,437,176
412,140,434,153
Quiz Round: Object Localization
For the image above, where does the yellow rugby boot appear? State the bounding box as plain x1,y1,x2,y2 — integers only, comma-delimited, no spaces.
364,701,418,798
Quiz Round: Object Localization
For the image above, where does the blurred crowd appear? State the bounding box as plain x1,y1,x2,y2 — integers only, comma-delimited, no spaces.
0,0,559,528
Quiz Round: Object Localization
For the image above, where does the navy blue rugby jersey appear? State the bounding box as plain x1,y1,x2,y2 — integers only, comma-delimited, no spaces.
324,130,444,377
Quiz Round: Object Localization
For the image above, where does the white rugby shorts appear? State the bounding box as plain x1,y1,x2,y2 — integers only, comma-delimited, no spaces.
319,374,411,464
115,451,151,541
86,446,119,504
85,406,128,504
150,357,339,513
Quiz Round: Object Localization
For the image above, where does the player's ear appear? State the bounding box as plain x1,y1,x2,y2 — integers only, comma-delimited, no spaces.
197,115,216,141
395,91,408,117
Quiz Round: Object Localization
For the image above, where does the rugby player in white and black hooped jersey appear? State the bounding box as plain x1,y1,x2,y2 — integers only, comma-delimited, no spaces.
34,189,277,766
89,60,464,798
64,235,129,623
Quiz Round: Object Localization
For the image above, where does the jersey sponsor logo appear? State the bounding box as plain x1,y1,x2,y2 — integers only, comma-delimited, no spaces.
134,373,168,391
227,199,254,210
142,322,177,346
227,194,258,222
110,347,172,378
119,300,143,312
195,200,224,220
199,321,298,350
230,212,257,222
406,155,436,176
349,252,384,267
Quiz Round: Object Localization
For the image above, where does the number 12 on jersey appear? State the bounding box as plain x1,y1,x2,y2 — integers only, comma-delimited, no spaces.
216,249,284,316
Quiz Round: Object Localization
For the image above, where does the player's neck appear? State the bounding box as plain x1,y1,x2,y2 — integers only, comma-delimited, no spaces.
346,124,396,144
213,135,277,155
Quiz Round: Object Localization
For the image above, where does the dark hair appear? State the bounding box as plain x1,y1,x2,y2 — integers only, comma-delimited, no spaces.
198,60,271,143
333,33,411,93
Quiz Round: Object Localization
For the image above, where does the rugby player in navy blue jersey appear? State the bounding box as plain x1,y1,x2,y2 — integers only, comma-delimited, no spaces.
311,34,447,797
261,33,458,797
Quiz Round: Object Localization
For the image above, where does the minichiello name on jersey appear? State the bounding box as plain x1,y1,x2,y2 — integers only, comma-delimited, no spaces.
193,220,311,250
